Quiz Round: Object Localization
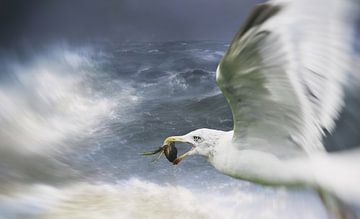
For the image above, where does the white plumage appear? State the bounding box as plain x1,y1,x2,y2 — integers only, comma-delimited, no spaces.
217,0,358,153
162,0,360,217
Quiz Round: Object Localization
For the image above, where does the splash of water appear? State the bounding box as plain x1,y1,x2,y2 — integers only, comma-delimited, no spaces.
0,46,139,186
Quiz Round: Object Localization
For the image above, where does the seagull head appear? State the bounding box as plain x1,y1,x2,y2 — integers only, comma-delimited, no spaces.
163,128,224,165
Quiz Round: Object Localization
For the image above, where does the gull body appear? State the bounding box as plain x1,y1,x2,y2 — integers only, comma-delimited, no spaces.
174,129,312,187
211,132,309,186
160,0,360,217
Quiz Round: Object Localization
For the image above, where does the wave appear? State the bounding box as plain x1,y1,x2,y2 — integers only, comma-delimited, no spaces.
0,45,139,186
1,41,353,219
0,178,328,219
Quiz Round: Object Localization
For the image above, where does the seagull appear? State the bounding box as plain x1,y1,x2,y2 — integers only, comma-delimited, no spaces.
161,0,360,218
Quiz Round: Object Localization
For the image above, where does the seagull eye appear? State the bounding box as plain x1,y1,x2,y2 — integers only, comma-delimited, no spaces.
193,136,203,143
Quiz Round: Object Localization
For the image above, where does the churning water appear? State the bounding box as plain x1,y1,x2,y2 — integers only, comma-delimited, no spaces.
1,41,357,218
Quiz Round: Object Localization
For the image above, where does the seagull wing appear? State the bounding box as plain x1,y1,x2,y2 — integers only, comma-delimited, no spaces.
216,0,359,153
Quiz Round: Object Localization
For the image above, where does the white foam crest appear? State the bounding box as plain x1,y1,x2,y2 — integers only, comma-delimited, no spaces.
191,49,224,62
0,178,327,219
0,46,140,155
0,54,104,155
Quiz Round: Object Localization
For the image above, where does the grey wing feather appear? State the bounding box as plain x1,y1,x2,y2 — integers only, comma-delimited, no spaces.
217,0,359,153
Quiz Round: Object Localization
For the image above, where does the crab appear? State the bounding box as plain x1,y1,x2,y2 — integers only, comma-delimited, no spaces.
141,142,178,164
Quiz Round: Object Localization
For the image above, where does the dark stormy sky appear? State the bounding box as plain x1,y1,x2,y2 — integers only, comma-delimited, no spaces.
0,0,263,48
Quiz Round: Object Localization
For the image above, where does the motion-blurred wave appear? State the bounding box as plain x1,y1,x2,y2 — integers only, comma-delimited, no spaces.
1,41,357,218
0,45,138,187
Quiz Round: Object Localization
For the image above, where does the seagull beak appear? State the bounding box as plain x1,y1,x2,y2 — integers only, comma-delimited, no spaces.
164,136,187,145
164,135,196,165
172,150,194,165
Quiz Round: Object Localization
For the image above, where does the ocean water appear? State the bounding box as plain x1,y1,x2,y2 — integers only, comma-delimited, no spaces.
0,41,354,219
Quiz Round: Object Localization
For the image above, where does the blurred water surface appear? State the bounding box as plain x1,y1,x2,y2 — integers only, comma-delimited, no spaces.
2,41,358,218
